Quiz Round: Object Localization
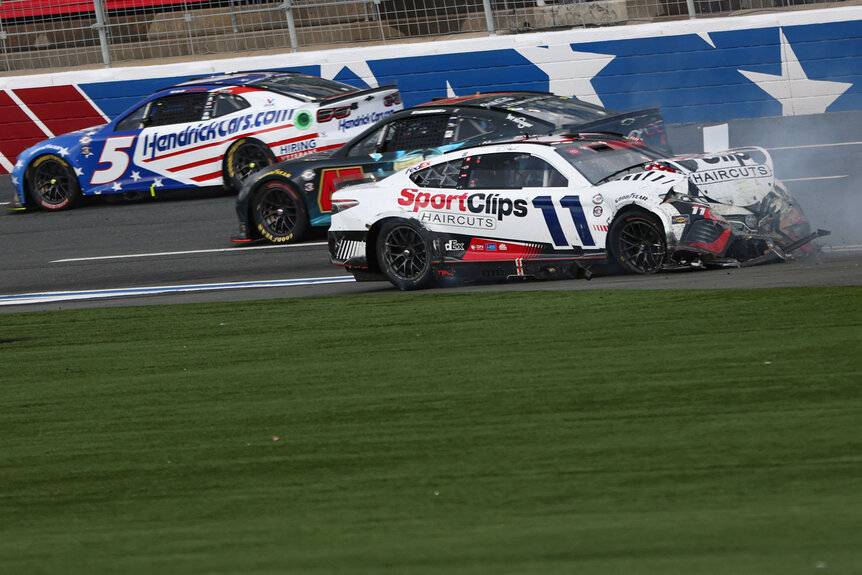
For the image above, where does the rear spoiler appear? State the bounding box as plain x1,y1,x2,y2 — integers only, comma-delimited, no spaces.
567,108,671,154
321,85,399,105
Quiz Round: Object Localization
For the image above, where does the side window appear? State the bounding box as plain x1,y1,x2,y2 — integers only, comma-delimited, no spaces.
447,116,497,145
465,153,522,189
410,159,464,189
517,154,568,187
345,126,386,157
115,103,150,131
465,152,567,190
212,93,250,118
379,115,449,153
146,93,209,127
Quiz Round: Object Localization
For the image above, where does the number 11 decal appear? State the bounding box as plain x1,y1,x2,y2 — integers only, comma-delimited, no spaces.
532,195,595,247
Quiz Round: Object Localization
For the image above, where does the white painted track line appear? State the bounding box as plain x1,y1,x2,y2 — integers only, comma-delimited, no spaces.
0,276,354,306
51,242,327,263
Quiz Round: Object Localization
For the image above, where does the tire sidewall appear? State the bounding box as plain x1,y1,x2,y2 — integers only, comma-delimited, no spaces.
27,154,81,210
375,219,434,291
251,180,308,244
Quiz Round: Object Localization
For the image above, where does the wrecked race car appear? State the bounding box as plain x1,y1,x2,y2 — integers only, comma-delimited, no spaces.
327,135,828,290
654,146,828,268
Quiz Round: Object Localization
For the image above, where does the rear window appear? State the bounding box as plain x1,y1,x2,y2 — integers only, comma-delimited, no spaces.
555,141,661,185
458,94,610,125
250,74,357,102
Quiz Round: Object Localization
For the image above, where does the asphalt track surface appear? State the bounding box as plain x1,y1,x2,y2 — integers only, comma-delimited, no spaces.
1,184,861,314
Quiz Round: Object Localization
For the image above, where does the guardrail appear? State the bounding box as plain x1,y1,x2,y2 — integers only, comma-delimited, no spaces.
0,0,850,74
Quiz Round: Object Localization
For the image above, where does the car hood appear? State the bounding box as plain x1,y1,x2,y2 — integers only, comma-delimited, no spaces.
10,127,106,199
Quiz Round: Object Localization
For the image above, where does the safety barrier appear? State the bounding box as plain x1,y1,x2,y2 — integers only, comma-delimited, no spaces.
1,0,850,73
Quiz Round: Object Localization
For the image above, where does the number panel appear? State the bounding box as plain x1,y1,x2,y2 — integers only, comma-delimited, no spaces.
532,194,596,248
318,166,364,213
90,135,136,185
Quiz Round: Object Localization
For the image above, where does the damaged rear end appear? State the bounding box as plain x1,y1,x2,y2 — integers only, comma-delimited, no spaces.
659,147,829,265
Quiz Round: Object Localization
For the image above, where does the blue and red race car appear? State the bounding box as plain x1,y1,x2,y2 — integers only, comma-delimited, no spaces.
10,71,402,211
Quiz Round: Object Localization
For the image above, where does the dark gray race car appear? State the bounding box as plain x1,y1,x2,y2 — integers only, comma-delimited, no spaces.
231,91,670,244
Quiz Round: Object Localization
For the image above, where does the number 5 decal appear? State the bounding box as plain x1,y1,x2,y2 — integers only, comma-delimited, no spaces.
91,135,136,185
533,195,596,247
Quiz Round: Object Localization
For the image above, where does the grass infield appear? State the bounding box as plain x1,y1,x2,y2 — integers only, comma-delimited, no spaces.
1,287,861,574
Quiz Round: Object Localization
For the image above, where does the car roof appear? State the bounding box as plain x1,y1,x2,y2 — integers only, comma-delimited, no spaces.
177,70,311,87
411,91,617,129
418,91,609,113
436,132,656,155
165,71,359,102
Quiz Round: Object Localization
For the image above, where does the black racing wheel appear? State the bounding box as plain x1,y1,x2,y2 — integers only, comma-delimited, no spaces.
251,180,308,243
27,154,81,210
607,210,667,274
224,138,275,191
375,219,434,290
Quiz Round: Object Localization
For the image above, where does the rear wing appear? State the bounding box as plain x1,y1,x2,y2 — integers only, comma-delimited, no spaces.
321,85,400,105
568,108,671,154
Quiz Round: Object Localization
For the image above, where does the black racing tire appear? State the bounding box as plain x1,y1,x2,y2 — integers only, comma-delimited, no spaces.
224,138,275,192
375,219,434,291
27,154,81,211
607,210,667,274
251,180,308,244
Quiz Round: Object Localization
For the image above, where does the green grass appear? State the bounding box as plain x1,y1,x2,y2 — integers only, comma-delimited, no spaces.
1,287,861,574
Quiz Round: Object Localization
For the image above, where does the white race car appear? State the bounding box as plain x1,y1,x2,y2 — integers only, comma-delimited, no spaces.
328,135,827,290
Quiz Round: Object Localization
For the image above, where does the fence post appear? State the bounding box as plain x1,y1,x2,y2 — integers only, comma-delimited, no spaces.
0,25,9,73
372,0,386,45
283,0,298,53
687,0,697,18
482,0,496,35
92,0,112,67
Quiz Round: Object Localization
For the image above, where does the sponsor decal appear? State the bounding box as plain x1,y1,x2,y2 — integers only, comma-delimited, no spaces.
592,193,603,204
304,182,314,192
593,206,603,217
420,211,496,230
614,192,649,203
294,110,313,130
279,138,316,157
626,120,665,139
301,169,316,181
406,160,431,174
672,214,690,224
141,108,294,160
338,109,395,132
257,222,295,243
505,113,534,129
398,188,527,221
689,165,772,185
700,151,757,165
445,239,465,251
